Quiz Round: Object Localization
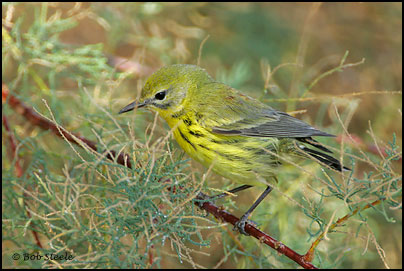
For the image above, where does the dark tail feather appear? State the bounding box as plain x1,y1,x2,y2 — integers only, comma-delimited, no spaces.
297,137,333,153
301,147,350,172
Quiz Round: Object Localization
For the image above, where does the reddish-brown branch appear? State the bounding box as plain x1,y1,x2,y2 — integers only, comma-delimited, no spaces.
303,199,383,262
195,193,317,269
3,83,317,269
2,83,132,168
2,114,24,178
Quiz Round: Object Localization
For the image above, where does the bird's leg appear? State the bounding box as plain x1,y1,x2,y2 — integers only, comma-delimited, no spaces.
235,185,272,235
194,185,252,207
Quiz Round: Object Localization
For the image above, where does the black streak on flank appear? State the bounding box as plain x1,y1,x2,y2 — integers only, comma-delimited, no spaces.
210,138,222,144
183,117,192,126
179,129,197,150
189,129,203,137
198,144,210,150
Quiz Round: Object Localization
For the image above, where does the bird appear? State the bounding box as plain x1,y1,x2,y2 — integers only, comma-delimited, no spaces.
119,64,349,235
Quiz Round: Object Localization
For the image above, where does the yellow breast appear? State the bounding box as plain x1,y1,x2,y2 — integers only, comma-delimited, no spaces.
162,112,280,187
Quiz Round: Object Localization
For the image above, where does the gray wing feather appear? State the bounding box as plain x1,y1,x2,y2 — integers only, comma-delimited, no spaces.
212,110,334,138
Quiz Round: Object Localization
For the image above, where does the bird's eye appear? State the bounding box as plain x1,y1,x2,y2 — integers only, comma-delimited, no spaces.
154,90,167,100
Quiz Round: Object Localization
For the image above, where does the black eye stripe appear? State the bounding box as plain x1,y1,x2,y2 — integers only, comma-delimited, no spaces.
155,90,167,100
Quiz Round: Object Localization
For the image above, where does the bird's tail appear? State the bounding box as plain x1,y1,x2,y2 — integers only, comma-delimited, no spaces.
296,137,350,172
301,146,350,172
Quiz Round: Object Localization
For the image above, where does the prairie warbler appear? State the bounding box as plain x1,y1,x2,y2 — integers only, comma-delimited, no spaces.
119,64,348,234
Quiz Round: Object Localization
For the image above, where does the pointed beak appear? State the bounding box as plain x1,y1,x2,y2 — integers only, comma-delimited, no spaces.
118,100,147,114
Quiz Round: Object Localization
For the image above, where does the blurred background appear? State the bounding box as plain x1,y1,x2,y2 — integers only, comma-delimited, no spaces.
2,2,402,269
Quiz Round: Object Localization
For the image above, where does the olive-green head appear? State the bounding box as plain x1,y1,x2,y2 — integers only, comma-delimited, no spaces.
119,64,214,116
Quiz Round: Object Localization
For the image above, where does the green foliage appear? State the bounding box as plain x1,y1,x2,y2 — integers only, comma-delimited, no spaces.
2,2,402,269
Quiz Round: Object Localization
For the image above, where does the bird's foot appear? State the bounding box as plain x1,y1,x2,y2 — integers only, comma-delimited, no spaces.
234,215,257,236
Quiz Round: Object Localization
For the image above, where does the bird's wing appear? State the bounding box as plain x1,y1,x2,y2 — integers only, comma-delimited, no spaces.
211,109,334,138
197,84,333,139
